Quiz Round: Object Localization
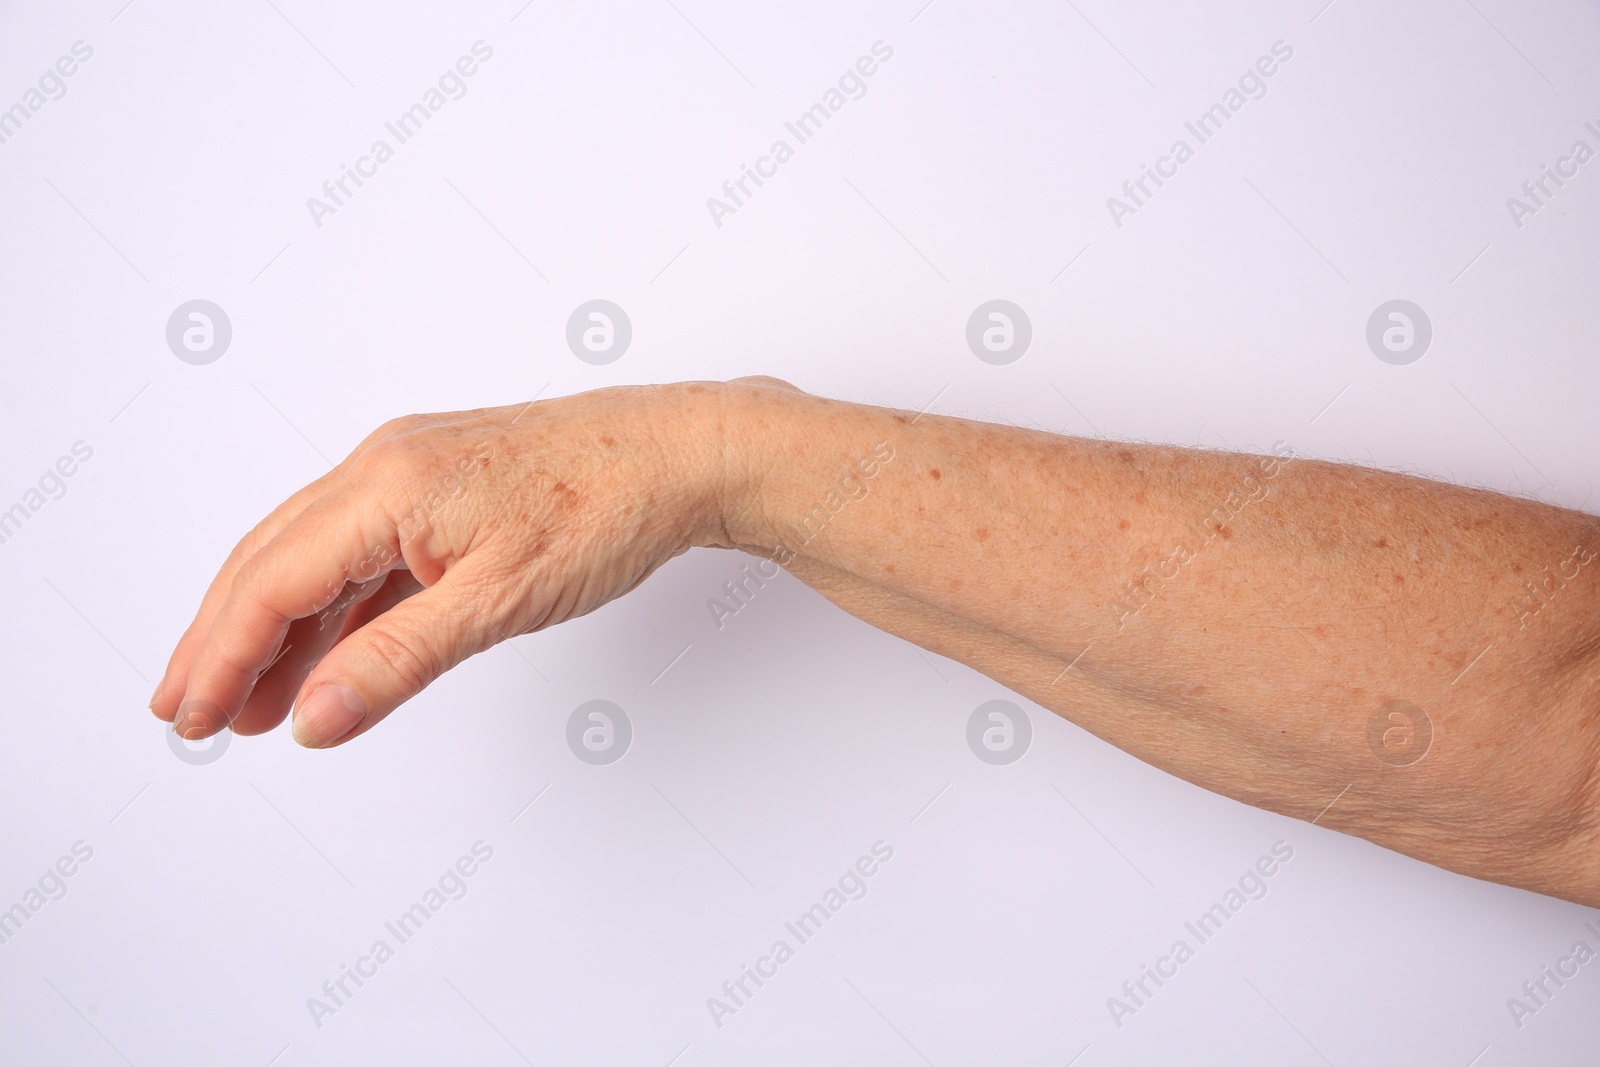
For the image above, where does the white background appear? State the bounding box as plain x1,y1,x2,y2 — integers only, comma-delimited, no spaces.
2,1,1598,1064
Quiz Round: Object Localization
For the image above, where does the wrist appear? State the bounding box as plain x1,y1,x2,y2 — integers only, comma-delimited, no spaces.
616,381,734,552
693,377,786,552
707,377,898,561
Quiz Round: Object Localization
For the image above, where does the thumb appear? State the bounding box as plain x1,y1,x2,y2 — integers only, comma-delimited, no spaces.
291,574,494,748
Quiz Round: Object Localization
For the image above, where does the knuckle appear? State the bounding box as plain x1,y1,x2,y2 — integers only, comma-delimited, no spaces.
232,548,272,595
371,413,427,442
388,413,433,435
358,430,436,477
350,416,430,471
352,435,399,470
225,523,273,574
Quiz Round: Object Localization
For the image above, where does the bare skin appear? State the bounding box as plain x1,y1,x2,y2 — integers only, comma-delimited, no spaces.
150,377,1600,907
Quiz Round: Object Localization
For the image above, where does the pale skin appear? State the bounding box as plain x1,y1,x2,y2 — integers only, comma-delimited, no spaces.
150,377,1600,907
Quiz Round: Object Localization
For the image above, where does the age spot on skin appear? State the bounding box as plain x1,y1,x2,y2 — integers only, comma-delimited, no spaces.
549,481,581,511
929,469,941,481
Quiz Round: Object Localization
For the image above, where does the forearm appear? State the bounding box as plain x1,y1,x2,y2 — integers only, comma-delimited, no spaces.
714,382,1600,904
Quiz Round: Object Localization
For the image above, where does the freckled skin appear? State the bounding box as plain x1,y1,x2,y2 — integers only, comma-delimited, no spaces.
714,381,1600,907
153,377,1600,907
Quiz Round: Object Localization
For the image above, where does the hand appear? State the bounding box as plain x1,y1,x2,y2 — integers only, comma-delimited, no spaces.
150,382,736,748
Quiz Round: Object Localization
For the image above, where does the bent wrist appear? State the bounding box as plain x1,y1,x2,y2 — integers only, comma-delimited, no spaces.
610,379,771,554
709,378,898,562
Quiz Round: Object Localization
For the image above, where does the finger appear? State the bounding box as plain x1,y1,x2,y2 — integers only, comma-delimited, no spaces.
221,610,348,738
148,413,467,722
173,490,398,740
151,470,341,722
290,568,498,749
227,569,423,737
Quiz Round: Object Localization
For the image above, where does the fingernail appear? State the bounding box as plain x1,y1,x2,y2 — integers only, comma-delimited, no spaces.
294,684,366,749
173,699,221,739
148,681,163,713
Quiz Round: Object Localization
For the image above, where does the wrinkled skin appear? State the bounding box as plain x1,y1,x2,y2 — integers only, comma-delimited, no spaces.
150,381,736,747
